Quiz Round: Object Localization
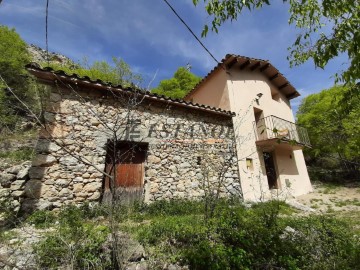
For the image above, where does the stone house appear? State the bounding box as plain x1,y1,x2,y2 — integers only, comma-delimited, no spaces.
22,54,312,210
185,54,313,201
23,63,240,210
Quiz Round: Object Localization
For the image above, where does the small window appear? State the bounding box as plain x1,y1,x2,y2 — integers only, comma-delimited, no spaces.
246,158,254,171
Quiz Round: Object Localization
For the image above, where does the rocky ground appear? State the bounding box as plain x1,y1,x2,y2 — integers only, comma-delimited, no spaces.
27,44,73,66
297,181,360,213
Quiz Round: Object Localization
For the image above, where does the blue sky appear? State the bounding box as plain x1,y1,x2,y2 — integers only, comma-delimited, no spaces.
0,0,345,113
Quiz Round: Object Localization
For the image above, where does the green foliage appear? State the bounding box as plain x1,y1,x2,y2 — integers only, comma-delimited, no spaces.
152,67,201,99
0,147,34,162
135,198,204,217
48,56,143,87
193,0,360,84
0,192,18,228
26,210,56,229
138,200,359,269
297,84,360,175
0,25,47,132
34,205,111,269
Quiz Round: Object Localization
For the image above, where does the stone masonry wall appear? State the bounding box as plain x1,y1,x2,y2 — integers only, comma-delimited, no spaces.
23,85,240,210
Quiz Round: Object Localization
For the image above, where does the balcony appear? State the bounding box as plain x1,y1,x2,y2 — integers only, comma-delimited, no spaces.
253,115,311,150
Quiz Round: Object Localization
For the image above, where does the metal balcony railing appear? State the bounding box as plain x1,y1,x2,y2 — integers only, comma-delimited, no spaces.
253,115,311,147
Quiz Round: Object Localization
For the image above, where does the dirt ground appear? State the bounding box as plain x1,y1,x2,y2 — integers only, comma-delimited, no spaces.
296,181,360,213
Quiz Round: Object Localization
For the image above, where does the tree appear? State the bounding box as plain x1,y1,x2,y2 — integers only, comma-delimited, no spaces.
49,56,143,87
0,25,38,131
194,0,360,84
296,84,360,172
152,67,201,99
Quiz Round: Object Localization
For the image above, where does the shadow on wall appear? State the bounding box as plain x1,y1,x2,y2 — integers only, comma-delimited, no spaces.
21,138,56,213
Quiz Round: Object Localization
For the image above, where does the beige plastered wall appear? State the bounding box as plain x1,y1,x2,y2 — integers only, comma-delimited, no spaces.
187,69,230,110
187,68,312,201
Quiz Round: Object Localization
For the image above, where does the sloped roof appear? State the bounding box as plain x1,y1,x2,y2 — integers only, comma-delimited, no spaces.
185,54,300,100
25,63,235,117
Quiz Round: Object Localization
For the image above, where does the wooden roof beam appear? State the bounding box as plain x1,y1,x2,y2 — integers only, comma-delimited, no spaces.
250,61,261,71
226,58,238,70
287,93,298,99
279,82,289,89
260,63,270,72
239,60,251,70
269,73,279,81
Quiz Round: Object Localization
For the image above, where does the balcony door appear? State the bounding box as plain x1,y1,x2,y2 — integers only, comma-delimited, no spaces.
263,151,279,189
254,108,267,140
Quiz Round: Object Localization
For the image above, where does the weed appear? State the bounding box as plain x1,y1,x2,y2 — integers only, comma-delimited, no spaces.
26,210,56,229
0,147,34,162
33,205,111,269
320,182,341,194
334,198,360,207
137,200,360,270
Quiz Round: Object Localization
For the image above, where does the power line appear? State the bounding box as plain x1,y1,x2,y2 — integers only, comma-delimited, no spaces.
45,0,49,65
162,0,220,66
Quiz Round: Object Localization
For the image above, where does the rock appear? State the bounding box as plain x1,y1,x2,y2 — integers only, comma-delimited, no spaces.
126,261,148,270
104,232,146,267
40,185,58,198
44,112,56,122
37,201,53,210
10,180,26,190
17,167,30,180
73,183,83,193
59,188,71,197
83,183,101,193
50,92,62,102
166,264,189,270
6,165,23,175
195,173,203,180
147,155,161,164
88,191,101,200
166,118,175,125
0,173,16,188
12,190,25,197
179,162,191,168
59,156,78,166
56,179,70,187
36,140,61,153
32,154,57,167
24,179,42,198
0,188,10,197
146,169,157,177
287,200,316,212
29,167,47,179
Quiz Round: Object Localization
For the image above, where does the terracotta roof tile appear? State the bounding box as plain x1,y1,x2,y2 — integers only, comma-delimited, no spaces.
185,54,300,100
25,63,235,117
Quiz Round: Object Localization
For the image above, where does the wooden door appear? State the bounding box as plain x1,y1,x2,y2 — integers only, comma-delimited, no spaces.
103,142,147,203
263,152,279,189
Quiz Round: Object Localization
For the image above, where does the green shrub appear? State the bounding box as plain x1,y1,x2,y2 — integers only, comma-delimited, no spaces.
0,147,34,161
27,210,56,229
135,199,204,217
139,201,360,270
34,205,111,269
138,215,207,245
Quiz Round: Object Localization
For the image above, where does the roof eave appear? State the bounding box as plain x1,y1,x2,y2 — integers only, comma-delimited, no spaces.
26,64,236,118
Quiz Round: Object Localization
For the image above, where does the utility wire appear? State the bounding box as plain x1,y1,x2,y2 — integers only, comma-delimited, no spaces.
45,0,50,65
162,0,220,66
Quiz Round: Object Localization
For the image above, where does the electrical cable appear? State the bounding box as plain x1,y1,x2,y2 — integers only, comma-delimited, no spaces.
45,0,49,65
162,0,221,66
